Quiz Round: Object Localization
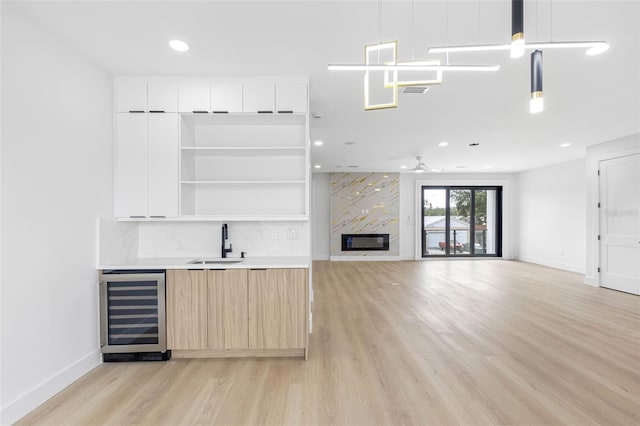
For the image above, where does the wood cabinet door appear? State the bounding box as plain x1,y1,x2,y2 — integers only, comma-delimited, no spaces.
116,83,147,112
243,83,275,113
148,83,178,112
147,113,179,217
275,83,308,113
211,82,243,113
115,113,148,217
166,270,208,350
207,270,248,349
248,269,307,349
178,82,210,113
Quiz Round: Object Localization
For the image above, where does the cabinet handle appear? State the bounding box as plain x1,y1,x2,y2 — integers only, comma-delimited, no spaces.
128,110,145,113
250,268,267,270
277,110,293,114
192,111,209,114
149,216,166,218
129,215,146,218
149,110,165,113
257,111,273,114
212,111,229,114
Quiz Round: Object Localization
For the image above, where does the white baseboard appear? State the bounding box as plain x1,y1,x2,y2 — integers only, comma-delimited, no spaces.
583,275,598,287
312,254,330,261
0,350,101,425
329,256,401,261
517,256,586,275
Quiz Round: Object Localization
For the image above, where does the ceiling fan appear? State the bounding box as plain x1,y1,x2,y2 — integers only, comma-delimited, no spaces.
405,156,443,173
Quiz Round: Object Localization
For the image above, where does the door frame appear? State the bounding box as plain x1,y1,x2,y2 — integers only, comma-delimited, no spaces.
597,152,640,292
586,145,640,287
414,179,510,260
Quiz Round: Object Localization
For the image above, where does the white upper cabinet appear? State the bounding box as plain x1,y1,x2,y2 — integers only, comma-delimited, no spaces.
243,83,275,113
148,83,178,112
148,113,179,217
179,82,210,113
211,82,243,113
276,83,308,113
116,83,147,112
115,113,148,217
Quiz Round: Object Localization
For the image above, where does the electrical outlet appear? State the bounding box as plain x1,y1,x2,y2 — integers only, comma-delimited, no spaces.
271,230,278,240
162,232,170,240
287,228,298,240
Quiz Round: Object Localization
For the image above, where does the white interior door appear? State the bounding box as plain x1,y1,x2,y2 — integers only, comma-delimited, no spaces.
599,153,640,295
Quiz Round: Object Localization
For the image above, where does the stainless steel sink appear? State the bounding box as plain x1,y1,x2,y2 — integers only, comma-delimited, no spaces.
187,258,244,265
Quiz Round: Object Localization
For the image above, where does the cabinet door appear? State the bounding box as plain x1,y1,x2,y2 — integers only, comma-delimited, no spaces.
178,82,210,113
243,83,275,113
207,270,248,349
148,113,179,217
248,269,307,349
276,83,308,113
211,82,243,113
115,113,148,217
167,270,208,350
148,83,178,112
116,83,147,112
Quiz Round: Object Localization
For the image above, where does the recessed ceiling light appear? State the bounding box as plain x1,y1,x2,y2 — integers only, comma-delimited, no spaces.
400,165,407,169
344,141,356,145
468,142,480,147
169,40,190,52
314,140,324,146
485,165,493,169
439,142,449,147
430,168,444,173
383,175,389,178
560,143,571,148
374,188,381,192
314,164,322,169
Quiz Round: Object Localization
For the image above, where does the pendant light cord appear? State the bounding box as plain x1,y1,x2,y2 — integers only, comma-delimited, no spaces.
445,0,450,64
411,0,415,60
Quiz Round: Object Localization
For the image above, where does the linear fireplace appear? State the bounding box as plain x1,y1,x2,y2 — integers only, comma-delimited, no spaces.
341,234,390,251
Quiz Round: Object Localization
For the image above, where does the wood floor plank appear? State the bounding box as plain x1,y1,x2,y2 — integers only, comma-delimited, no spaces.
17,260,640,425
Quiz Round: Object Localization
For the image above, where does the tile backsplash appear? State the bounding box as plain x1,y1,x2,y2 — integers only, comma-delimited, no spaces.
98,219,310,264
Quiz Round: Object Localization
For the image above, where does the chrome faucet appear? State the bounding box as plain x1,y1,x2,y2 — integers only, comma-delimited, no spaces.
221,223,232,258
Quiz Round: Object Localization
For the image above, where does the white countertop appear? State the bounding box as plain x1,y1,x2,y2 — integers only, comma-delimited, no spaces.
99,256,309,270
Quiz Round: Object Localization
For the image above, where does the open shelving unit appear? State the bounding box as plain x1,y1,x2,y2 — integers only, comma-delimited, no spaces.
179,114,309,219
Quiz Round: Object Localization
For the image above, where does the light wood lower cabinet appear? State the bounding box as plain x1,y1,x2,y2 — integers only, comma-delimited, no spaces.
166,270,208,350
248,269,307,349
166,268,308,358
167,269,248,350
207,269,248,349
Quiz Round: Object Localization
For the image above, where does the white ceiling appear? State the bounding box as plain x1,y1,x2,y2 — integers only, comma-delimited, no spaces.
7,0,640,173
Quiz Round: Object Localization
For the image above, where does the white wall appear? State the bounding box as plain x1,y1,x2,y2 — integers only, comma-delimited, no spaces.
311,173,330,260
584,133,640,285
0,5,113,424
515,159,587,273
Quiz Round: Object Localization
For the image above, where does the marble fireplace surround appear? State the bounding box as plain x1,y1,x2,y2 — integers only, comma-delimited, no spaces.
330,172,399,257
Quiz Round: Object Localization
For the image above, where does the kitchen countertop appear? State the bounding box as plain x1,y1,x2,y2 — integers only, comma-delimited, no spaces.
99,256,310,270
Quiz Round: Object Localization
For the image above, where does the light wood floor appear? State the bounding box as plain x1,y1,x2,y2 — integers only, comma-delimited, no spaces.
19,260,640,425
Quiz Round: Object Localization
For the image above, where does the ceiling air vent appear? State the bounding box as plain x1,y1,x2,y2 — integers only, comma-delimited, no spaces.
402,86,430,94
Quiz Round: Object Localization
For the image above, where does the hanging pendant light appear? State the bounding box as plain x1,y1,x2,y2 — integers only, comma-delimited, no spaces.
511,0,525,58
530,50,543,113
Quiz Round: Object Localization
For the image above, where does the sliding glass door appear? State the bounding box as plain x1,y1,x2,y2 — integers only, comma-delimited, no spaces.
422,186,502,257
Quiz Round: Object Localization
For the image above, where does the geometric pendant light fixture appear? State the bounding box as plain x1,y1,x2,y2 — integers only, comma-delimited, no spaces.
530,50,543,113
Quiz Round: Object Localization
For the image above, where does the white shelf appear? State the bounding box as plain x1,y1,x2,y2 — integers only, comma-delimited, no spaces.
118,215,309,222
181,180,306,185
181,146,306,157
